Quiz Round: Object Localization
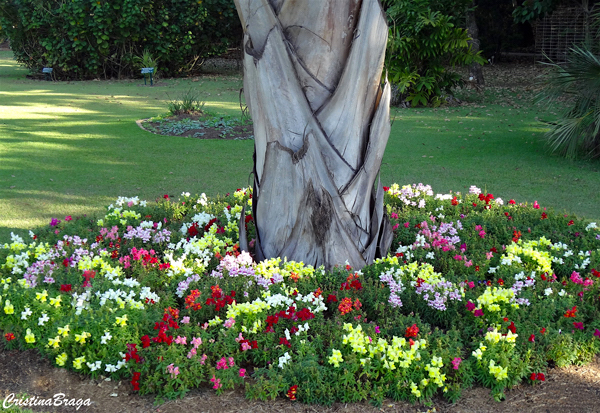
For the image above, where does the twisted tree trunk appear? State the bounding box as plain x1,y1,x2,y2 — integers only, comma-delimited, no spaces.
235,0,392,270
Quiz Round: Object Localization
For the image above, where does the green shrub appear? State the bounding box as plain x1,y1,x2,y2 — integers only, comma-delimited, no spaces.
167,88,205,116
383,0,486,106
0,0,240,79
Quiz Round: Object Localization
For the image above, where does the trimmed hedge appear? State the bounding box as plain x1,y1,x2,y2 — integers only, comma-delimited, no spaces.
0,0,241,79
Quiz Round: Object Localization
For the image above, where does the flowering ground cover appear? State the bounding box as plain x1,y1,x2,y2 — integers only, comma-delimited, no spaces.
1,185,599,407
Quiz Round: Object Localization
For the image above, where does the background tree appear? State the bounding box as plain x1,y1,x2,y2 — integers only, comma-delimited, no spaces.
234,0,393,269
383,0,486,106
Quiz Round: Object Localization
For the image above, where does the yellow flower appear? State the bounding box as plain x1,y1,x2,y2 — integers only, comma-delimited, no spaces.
328,349,344,367
47,336,61,349
115,314,128,327
73,356,86,369
74,331,91,344
24,328,35,343
36,290,48,302
3,299,14,314
49,296,62,308
57,325,70,337
56,353,68,366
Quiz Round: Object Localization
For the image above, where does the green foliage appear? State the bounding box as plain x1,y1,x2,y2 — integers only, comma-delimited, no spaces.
383,0,486,107
133,48,159,78
0,0,240,79
167,88,205,116
536,46,600,159
512,0,563,24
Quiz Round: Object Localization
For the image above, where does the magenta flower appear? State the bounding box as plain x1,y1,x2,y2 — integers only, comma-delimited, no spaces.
468,281,475,289
200,354,207,365
210,375,222,390
594,329,600,338
464,260,473,268
533,200,540,209
454,255,463,261
404,222,410,228
49,218,60,227
478,230,486,238
216,357,228,370
465,301,476,311
452,357,462,370
573,322,584,330
392,223,399,231
375,326,380,334
64,215,72,221
473,309,484,317
391,212,399,219
239,368,246,378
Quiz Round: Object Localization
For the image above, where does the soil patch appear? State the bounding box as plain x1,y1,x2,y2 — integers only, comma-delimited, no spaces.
1,341,599,413
137,113,253,141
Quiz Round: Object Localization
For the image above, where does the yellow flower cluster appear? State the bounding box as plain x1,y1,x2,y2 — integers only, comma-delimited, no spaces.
3,299,14,314
47,336,61,349
73,356,86,369
488,359,508,381
36,290,48,302
472,343,486,360
49,296,62,308
57,325,70,337
25,328,36,343
254,258,315,280
75,331,91,344
226,298,270,320
400,262,446,285
484,328,517,344
328,349,344,367
476,286,516,312
56,353,68,366
115,315,128,326
424,356,446,387
341,323,429,371
98,209,141,227
77,255,104,271
32,243,50,259
503,238,553,274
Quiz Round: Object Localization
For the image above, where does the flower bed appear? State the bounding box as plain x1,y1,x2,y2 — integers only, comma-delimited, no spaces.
1,185,599,405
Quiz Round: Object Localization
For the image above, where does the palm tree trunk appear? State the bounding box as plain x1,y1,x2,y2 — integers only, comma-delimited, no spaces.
235,0,392,269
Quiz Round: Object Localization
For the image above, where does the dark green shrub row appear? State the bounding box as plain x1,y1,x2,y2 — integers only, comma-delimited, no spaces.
0,0,240,79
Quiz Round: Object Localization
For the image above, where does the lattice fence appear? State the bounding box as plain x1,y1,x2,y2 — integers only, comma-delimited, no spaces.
535,5,595,62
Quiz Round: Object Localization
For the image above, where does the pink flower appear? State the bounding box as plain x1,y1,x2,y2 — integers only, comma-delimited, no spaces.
375,326,380,334
404,222,410,228
533,200,540,209
486,251,493,260
181,316,190,324
210,375,222,390
175,336,187,345
594,329,600,338
224,318,236,328
464,260,473,268
391,212,399,219
228,357,235,367
239,368,246,378
64,215,72,221
452,357,462,370
235,333,244,343
200,354,207,365
573,322,584,330
454,255,463,261
473,309,484,317
216,357,228,370
468,281,475,289
191,337,202,348
392,223,399,231
187,348,197,359
478,230,486,238
465,301,475,311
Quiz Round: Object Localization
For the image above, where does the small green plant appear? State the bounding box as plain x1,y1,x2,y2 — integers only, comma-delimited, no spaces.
134,48,159,78
167,89,205,116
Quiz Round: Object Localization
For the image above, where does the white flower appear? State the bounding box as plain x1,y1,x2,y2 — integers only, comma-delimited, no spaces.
585,222,597,231
495,198,504,206
181,192,190,197
38,312,49,326
558,290,567,296
105,364,117,373
544,288,553,296
21,307,32,320
285,328,291,341
101,331,112,344
278,352,291,369
426,252,435,260
87,360,102,371
488,267,497,274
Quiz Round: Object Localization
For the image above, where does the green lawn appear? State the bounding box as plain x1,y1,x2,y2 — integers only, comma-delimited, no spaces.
1,51,599,241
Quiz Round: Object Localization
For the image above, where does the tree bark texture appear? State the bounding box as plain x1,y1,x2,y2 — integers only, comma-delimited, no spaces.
234,0,393,270
467,1,484,85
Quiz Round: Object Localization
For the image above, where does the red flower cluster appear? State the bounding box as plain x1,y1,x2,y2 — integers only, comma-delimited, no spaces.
508,321,517,334
265,305,315,333
286,384,298,401
187,222,200,238
340,273,362,291
131,372,141,391
82,270,96,288
185,289,203,311
338,297,362,316
541,212,548,220
279,337,291,348
149,310,180,346
205,286,236,312
451,196,459,206
60,284,72,293
125,343,142,363
4,333,15,341
478,193,494,205
567,220,574,226
591,268,600,278
564,306,577,318
512,230,522,243
405,324,419,338
530,372,545,381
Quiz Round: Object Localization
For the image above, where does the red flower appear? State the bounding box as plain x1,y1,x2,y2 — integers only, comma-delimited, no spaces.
163,194,170,200
508,321,516,334
541,327,546,334
541,212,548,220
405,324,419,338
279,337,292,348
503,317,509,322
530,373,537,381
508,199,516,205
528,334,535,342
5,333,15,341
537,373,545,381
451,196,459,206
564,306,577,318
140,335,151,349
60,284,72,293
472,203,477,207
591,268,600,278
567,220,574,226
497,278,504,286
81,270,96,288
383,186,390,192
286,385,298,401
62,258,70,267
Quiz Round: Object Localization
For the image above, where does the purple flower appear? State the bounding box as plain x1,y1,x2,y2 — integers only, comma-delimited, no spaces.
50,218,60,227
